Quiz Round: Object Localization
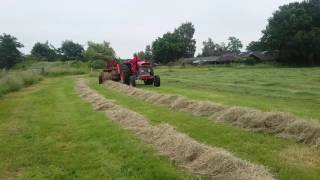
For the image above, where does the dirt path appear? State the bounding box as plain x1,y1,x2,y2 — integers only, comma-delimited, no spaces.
76,79,274,180
103,81,320,147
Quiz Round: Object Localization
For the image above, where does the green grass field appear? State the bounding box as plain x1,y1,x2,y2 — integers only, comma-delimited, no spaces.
142,66,320,120
0,77,190,179
88,77,320,180
1,65,320,179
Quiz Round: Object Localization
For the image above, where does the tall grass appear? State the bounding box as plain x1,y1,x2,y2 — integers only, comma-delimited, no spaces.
29,61,89,76
0,70,42,96
0,61,90,96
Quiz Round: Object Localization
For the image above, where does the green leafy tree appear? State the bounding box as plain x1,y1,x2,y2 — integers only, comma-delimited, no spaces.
135,51,146,60
258,0,320,65
144,45,153,60
201,38,218,57
152,22,196,63
227,36,243,53
83,41,116,69
31,41,57,61
135,45,153,60
174,22,196,58
246,41,265,51
0,34,23,69
59,40,84,61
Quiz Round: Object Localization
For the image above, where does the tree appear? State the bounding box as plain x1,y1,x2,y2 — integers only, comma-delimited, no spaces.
152,22,196,63
83,41,116,69
174,22,196,58
246,41,265,51
135,51,146,60
0,34,23,69
31,41,57,61
201,38,229,57
201,38,217,57
59,40,84,61
144,45,153,60
135,45,153,60
227,36,243,53
257,0,320,65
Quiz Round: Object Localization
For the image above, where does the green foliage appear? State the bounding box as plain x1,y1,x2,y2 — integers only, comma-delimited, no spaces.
59,40,84,61
201,38,229,57
241,57,262,65
135,51,146,60
0,33,23,69
201,37,242,57
145,45,153,60
29,61,89,76
31,41,57,61
227,36,243,53
246,41,266,51
152,22,196,64
84,41,115,69
256,0,320,65
0,70,42,96
90,59,105,69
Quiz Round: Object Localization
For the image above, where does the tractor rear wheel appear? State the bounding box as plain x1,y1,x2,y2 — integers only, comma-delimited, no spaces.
130,75,136,87
121,64,131,85
144,79,154,85
154,76,160,87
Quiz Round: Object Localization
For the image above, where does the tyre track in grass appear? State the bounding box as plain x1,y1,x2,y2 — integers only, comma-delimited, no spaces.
76,79,274,180
104,81,320,147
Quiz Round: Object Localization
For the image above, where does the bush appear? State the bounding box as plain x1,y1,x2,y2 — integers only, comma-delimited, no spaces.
241,57,262,65
89,59,105,69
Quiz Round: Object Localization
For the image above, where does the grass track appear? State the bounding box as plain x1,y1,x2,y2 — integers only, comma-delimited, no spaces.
141,66,320,120
88,77,320,180
0,77,191,179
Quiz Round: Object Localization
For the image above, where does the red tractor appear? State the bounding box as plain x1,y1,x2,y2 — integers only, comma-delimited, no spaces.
99,55,160,87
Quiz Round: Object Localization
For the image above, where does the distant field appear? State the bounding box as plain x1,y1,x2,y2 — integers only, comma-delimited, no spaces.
141,65,320,120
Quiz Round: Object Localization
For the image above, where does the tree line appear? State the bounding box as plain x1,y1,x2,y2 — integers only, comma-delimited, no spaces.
137,0,320,66
1,0,319,68
0,34,116,69
247,0,320,66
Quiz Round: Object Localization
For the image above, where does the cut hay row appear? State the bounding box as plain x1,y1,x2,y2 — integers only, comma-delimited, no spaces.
104,81,320,147
77,79,274,180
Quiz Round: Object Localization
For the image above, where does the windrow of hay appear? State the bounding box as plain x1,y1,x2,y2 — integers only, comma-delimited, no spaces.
104,81,320,147
77,79,274,180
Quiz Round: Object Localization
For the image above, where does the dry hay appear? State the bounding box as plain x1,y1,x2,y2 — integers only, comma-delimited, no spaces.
103,81,320,147
77,79,274,179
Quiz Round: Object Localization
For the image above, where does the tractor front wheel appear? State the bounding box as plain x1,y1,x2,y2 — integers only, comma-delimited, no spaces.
144,79,154,85
154,76,160,87
121,64,131,85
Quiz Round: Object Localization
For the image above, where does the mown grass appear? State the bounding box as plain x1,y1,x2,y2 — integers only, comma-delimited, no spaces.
88,77,320,180
142,66,320,120
0,77,191,179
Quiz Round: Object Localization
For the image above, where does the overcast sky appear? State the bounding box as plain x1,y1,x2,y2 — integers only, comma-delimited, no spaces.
1,0,301,58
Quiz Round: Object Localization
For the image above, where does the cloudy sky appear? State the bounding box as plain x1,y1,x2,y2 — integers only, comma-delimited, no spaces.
1,0,301,58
